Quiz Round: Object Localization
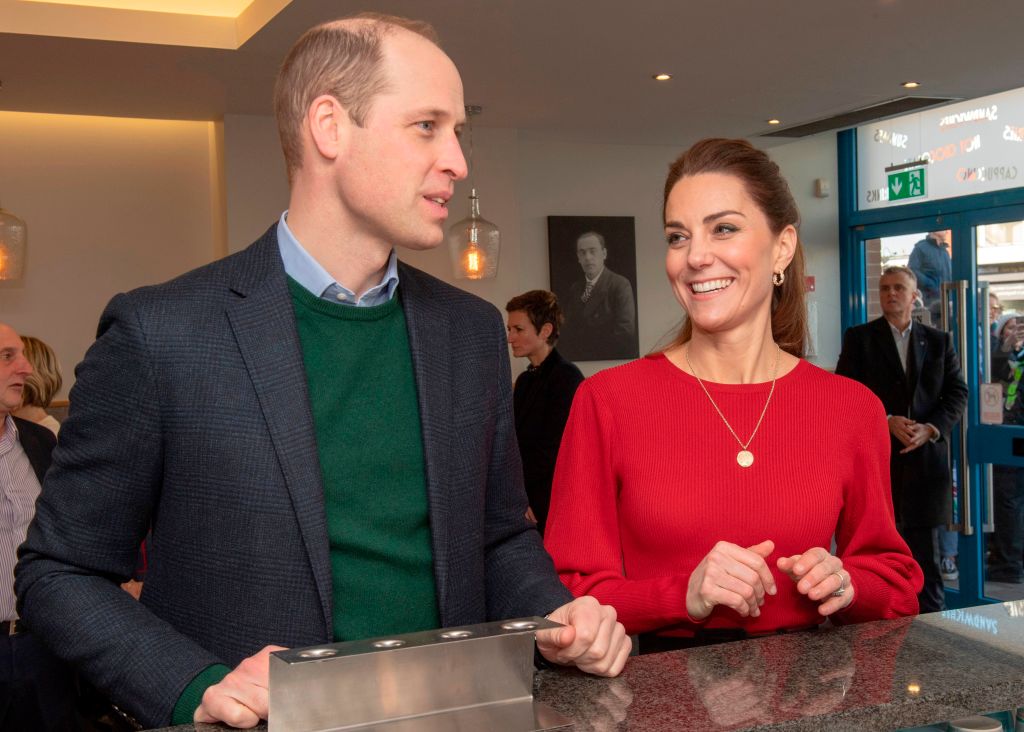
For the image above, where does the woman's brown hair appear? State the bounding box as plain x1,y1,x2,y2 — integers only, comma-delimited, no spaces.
663,138,807,357
21,335,62,408
505,290,564,345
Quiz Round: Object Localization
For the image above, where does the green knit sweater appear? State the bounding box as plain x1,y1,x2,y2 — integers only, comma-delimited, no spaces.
288,278,439,640
171,278,440,725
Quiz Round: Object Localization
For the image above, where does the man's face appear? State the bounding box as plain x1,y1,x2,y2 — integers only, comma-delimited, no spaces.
990,294,1003,324
576,234,607,279
0,324,32,416
333,30,468,252
879,272,917,323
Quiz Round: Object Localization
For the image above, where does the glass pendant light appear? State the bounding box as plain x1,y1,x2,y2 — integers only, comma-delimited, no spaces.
447,106,500,280
0,201,27,282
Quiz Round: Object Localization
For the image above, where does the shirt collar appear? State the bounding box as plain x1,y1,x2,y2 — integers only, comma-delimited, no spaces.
888,320,913,339
276,211,399,306
0,415,17,455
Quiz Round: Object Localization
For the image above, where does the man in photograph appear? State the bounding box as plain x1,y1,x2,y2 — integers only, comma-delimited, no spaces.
16,14,630,730
561,230,637,360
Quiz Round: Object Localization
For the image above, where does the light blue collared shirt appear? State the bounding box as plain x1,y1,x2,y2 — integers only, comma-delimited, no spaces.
276,212,400,307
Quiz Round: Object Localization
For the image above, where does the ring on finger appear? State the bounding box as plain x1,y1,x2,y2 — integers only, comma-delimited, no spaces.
830,571,845,597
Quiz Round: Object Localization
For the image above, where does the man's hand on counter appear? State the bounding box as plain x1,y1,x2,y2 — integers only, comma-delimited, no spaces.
194,644,286,728
536,596,631,677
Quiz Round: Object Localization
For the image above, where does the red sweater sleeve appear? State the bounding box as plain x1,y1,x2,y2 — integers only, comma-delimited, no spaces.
833,390,923,622
545,380,694,634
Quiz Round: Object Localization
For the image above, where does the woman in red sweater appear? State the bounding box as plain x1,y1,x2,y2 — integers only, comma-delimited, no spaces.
544,138,923,652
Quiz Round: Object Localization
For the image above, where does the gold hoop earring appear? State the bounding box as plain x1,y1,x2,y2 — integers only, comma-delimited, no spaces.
772,271,785,287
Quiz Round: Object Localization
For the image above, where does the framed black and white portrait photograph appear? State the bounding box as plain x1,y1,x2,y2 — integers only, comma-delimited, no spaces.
547,215,640,362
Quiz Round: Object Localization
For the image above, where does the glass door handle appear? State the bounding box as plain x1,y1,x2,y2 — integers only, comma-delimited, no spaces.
942,280,973,535
979,282,995,533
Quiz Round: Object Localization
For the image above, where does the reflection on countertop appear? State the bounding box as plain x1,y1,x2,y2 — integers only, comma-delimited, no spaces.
148,600,1024,732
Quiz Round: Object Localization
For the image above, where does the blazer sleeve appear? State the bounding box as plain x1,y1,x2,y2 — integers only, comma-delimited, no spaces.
16,293,223,728
481,312,573,620
833,393,923,623
834,327,864,382
919,330,968,438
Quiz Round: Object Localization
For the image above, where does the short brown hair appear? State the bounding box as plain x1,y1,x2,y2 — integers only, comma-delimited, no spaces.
506,290,564,345
21,335,62,408
663,138,807,357
273,13,440,180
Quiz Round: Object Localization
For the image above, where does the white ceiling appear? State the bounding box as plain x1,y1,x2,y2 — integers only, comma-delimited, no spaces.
2,0,1023,146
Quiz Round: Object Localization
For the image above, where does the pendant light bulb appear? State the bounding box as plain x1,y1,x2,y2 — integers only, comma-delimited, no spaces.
0,200,27,282
448,107,500,280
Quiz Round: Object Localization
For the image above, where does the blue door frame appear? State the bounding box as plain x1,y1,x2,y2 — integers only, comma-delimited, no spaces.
837,128,1024,607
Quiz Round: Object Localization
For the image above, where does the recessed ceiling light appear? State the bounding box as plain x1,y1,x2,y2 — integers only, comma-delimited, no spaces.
767,119,781,125
652,73,672,81
902,81,921,88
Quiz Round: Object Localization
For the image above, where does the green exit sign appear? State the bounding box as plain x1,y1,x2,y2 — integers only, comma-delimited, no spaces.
888,167,926,201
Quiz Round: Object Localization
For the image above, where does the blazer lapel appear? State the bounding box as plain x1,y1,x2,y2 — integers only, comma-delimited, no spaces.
398,263,452,621
910,322,929,405
225,234,333,639
14,417,51,483
911,323,928,381
870,318,906,380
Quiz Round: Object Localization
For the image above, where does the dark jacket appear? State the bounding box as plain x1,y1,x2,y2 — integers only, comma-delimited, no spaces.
513,348,584,533
15,226,572,728
12,416,56,482
561,267,637,361
907,236,951,300
835,317,968,527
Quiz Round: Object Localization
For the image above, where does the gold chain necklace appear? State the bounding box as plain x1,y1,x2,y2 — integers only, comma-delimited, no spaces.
684,344,781,468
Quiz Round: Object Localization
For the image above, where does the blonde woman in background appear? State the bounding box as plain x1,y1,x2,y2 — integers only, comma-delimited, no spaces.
14,335,63,436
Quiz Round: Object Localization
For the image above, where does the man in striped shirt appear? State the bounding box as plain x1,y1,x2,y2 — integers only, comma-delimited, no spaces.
0,322,78,730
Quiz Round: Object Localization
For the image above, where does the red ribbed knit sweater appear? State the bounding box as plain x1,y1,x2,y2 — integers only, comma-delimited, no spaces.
544,354,923,637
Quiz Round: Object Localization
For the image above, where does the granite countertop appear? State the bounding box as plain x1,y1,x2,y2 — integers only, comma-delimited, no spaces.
148,600,1024,731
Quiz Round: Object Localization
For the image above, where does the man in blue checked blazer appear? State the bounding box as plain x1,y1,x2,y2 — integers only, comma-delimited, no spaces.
16,14,630,730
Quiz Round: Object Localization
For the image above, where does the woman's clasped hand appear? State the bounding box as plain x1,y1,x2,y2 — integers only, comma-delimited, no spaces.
686,540,854,622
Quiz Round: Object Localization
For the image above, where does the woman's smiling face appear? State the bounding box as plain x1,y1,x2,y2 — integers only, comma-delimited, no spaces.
664,171,795,338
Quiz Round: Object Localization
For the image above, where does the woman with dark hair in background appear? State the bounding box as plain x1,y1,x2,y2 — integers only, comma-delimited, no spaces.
14,335,63,436
506,290,584,535
545,138,922,652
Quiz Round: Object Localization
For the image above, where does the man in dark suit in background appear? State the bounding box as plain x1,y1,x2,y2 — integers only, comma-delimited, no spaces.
561,231,637,361
16,15,629,730
836,266,968,612
0,322,78,731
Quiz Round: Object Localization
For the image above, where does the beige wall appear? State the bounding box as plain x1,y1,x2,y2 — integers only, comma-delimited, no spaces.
221,117,843,380
767,133,842,366
224,113,289,252
4,110,841,399
0,111,225,398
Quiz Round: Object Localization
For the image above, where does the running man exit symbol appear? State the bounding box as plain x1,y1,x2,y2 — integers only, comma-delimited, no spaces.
888,168,927,201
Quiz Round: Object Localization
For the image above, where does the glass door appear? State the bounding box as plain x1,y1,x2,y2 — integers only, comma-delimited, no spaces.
964,206,1024,604
857,217,970,608
853,206,1024,608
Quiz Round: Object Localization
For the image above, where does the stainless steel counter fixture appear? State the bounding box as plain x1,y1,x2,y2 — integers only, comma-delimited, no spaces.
269,617,570,732
148,601,1024,731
